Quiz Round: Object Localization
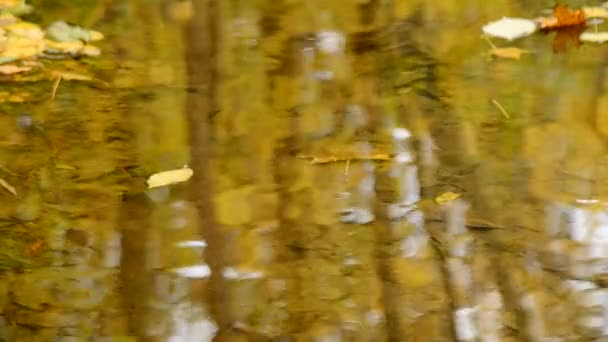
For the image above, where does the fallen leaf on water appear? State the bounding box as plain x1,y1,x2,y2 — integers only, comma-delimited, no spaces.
46,21,100,43
0,36,45,60
435,191,460,204
0,90,29,103
489,47,529,59
482,17,537,40
536,4,587,30
50,70,92,81
147,167,194,188
44,39,84,55
3,21,44,40
44,40,101,57
81,44,100,57
580,31,608,43
0,63,29,74
298,154,392,164
27,239,45,256
54,163,76,170
583,6,608,19
0,177,16,195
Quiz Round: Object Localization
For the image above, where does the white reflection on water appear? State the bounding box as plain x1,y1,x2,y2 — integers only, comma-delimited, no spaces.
171,264,211,278
167,303,218,342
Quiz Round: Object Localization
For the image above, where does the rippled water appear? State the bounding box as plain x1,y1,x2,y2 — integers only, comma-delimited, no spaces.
1,0,608,341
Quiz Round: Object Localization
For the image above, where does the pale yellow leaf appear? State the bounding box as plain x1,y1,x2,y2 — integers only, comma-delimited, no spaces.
489,47,529,60
482,17,537,40
0,63,29,74
583,6,608,19
50,70,92,81
146,167,194,188
435,191,460,204
4,21,43,40
581,31,608,43
0,177,16,195
45,39,84,54
89,30,104,41
81,44,100,57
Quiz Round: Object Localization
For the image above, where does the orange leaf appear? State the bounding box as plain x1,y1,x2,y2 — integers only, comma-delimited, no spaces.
537,4,586,30
27,239,46,256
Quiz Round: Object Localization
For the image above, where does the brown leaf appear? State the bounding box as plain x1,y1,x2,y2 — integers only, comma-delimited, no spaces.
537,4,586,30
27,239,45,256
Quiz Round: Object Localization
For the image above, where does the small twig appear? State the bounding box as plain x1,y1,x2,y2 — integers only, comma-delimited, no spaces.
483,35,497,49
344,159,351,177
51,74,62,100
491,99,510,119
0,164,17,177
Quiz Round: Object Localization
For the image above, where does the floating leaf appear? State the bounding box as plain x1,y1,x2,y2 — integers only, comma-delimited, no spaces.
299,153,392,164
1,36,44,59
146,167,193,188
44,39,84,55
0,177,16,196
583,6,608,19
0,0,32,15
581,31,608,43
0,63,29,74
435,192,460,205
50,70,92,81
81,44,100,57
489,47,529,59
482,17,537,40
46,21,91,42
0,90,29,102
3,21,44,40
89,30,103,41
537,4,587,30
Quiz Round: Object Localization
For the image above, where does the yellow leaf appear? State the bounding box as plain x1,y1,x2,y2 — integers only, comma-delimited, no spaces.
4,21,43,40
0,63,30,74
489,47,529,60
146,167,193,188
581,31,608,43
1,36,44,59
45,39,84,54
50,70,92,81
81,44,100,57
435,191,460,204
583,6,608,19
89,30,104,41
0,177,16,195
299,153,392,164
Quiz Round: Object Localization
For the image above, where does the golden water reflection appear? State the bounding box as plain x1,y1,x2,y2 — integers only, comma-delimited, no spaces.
1,0,608,341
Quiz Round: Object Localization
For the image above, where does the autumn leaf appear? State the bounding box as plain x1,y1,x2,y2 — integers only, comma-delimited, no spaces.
581,31,608,43
0,64,30,74
482,17,537,40
146,167,194,188
536,4,586,30
435,192,461,204
299,154,392,164
582,6,608,19
489,47,529,60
